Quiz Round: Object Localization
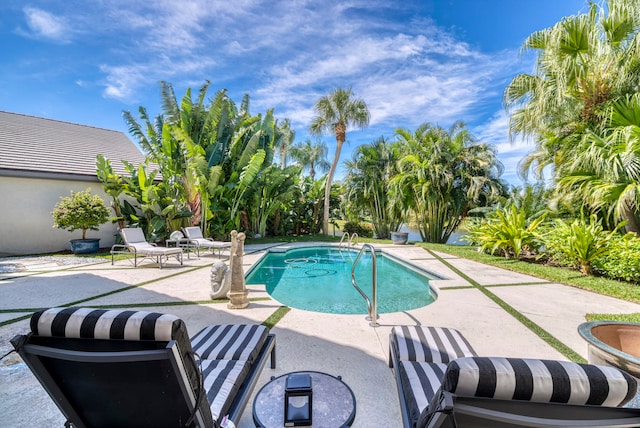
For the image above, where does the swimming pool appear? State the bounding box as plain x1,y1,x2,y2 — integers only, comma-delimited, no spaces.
245,246,437,314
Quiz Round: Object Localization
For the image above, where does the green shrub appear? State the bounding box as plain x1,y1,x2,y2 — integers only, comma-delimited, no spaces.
464,205,545,259
593,234,640,284
342,221,373,238
52,188,110,239
543,215,621,275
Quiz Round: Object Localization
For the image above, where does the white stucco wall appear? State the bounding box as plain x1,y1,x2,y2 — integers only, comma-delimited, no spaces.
0,176,118,256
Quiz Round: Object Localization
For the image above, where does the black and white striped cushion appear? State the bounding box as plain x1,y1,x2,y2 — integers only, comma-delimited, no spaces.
30,307,186,342
191,324,268,362
201,359,249,420
392,326,477,363
442,357,638,407
399,361,448,425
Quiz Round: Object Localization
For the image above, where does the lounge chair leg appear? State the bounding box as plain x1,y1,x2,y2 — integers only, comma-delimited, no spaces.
270,341,276,369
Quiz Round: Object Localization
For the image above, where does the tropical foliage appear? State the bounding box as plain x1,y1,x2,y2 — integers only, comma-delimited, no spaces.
98,81,298,241
592,233,640,283
543,215,624,275
289,139,331,180
505,0,640,234
465,205,545,259
344,137,402,239
390,122,505,243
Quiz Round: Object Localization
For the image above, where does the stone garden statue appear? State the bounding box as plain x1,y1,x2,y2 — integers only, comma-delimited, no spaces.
227,230,249,309
209,260,231,299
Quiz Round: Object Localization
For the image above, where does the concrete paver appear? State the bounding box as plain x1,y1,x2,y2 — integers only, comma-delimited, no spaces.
1,243,638,427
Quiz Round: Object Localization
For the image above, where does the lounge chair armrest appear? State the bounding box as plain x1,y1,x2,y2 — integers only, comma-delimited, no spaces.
111,244,135,253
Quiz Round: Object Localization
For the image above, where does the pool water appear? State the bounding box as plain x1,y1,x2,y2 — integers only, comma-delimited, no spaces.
245,247,437,314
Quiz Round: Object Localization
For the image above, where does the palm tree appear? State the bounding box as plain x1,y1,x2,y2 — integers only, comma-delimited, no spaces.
504,0,640,231
309,87,370,234
505,0,640,141
555,95,640,234
390,122,505,243
289,139,331,180
275,118,295,168
344,137,402,239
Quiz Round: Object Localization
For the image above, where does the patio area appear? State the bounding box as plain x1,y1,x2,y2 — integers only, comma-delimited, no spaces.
1,242,639,427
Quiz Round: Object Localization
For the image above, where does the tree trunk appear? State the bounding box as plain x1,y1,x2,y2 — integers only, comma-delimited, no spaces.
622,202,640,235
324,139,343,235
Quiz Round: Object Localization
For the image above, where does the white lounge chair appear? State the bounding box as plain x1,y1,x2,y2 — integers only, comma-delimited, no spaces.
110,227,183,268
182,226,231,257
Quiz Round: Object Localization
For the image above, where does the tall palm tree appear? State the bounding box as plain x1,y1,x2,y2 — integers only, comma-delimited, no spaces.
289,139,331,180
309,87,370,234
390,122,504,243
275,118,295,168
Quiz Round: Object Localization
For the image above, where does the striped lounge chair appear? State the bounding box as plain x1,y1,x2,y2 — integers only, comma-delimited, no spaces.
11,307,276,428
389,325,640,428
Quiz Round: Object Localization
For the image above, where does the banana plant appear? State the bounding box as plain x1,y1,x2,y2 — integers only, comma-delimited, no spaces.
229,149,267,230
248,165,300,236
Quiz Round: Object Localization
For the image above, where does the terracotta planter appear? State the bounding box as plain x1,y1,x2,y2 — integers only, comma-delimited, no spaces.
390,232,408,245
578,321,640,378
70,238,100,254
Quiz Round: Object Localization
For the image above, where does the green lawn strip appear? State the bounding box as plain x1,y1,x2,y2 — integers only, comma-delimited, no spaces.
586,313,640,323
0,314,31,327
420,243,640,304
262,306,291,329
425,248,586,363
0,265,209,327
436,285,475,290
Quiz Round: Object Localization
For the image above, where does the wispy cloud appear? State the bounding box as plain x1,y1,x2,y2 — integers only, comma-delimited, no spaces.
20,7,70,43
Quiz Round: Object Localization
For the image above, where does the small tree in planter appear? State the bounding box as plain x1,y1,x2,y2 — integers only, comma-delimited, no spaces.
52,189,110,253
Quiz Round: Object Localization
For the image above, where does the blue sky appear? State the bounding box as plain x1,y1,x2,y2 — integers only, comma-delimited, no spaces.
1,0,590,185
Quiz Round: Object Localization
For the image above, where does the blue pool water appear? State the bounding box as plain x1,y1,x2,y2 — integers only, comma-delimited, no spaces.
245,247,437,314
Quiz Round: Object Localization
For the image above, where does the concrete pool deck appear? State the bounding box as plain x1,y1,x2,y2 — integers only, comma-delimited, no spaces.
1,242,639,427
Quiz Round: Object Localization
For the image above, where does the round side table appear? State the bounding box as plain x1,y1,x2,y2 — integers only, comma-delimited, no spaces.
252,371,356,427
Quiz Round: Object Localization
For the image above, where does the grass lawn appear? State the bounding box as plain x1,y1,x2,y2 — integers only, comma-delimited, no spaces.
418,242,640,324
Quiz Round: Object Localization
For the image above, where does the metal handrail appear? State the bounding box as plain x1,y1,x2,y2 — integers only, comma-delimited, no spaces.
339,232,359,248
339,232,350,249
349,233,359,246
351,243,378,327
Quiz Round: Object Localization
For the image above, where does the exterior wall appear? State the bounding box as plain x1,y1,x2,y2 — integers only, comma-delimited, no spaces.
0,176,118,256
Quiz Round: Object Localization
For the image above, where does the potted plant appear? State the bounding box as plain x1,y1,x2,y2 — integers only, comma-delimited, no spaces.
390,230,409,245
52,188,110,254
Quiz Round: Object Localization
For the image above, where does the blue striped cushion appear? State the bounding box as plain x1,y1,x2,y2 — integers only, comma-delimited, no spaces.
30,307,186,342
442,357,638,407
392,326,477,363
191,324,268,362
399,361,448,425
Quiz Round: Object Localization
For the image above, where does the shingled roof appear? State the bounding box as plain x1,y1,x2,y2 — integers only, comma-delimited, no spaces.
0,110,146,180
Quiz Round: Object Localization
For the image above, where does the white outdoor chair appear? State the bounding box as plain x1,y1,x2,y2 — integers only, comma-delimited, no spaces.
110,227,183,268
182,226,231,257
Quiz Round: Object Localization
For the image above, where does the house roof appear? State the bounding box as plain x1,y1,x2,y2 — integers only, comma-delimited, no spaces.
0,110,146,180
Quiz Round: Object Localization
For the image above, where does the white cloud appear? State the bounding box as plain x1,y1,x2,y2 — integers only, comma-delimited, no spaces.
22,7,70,42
